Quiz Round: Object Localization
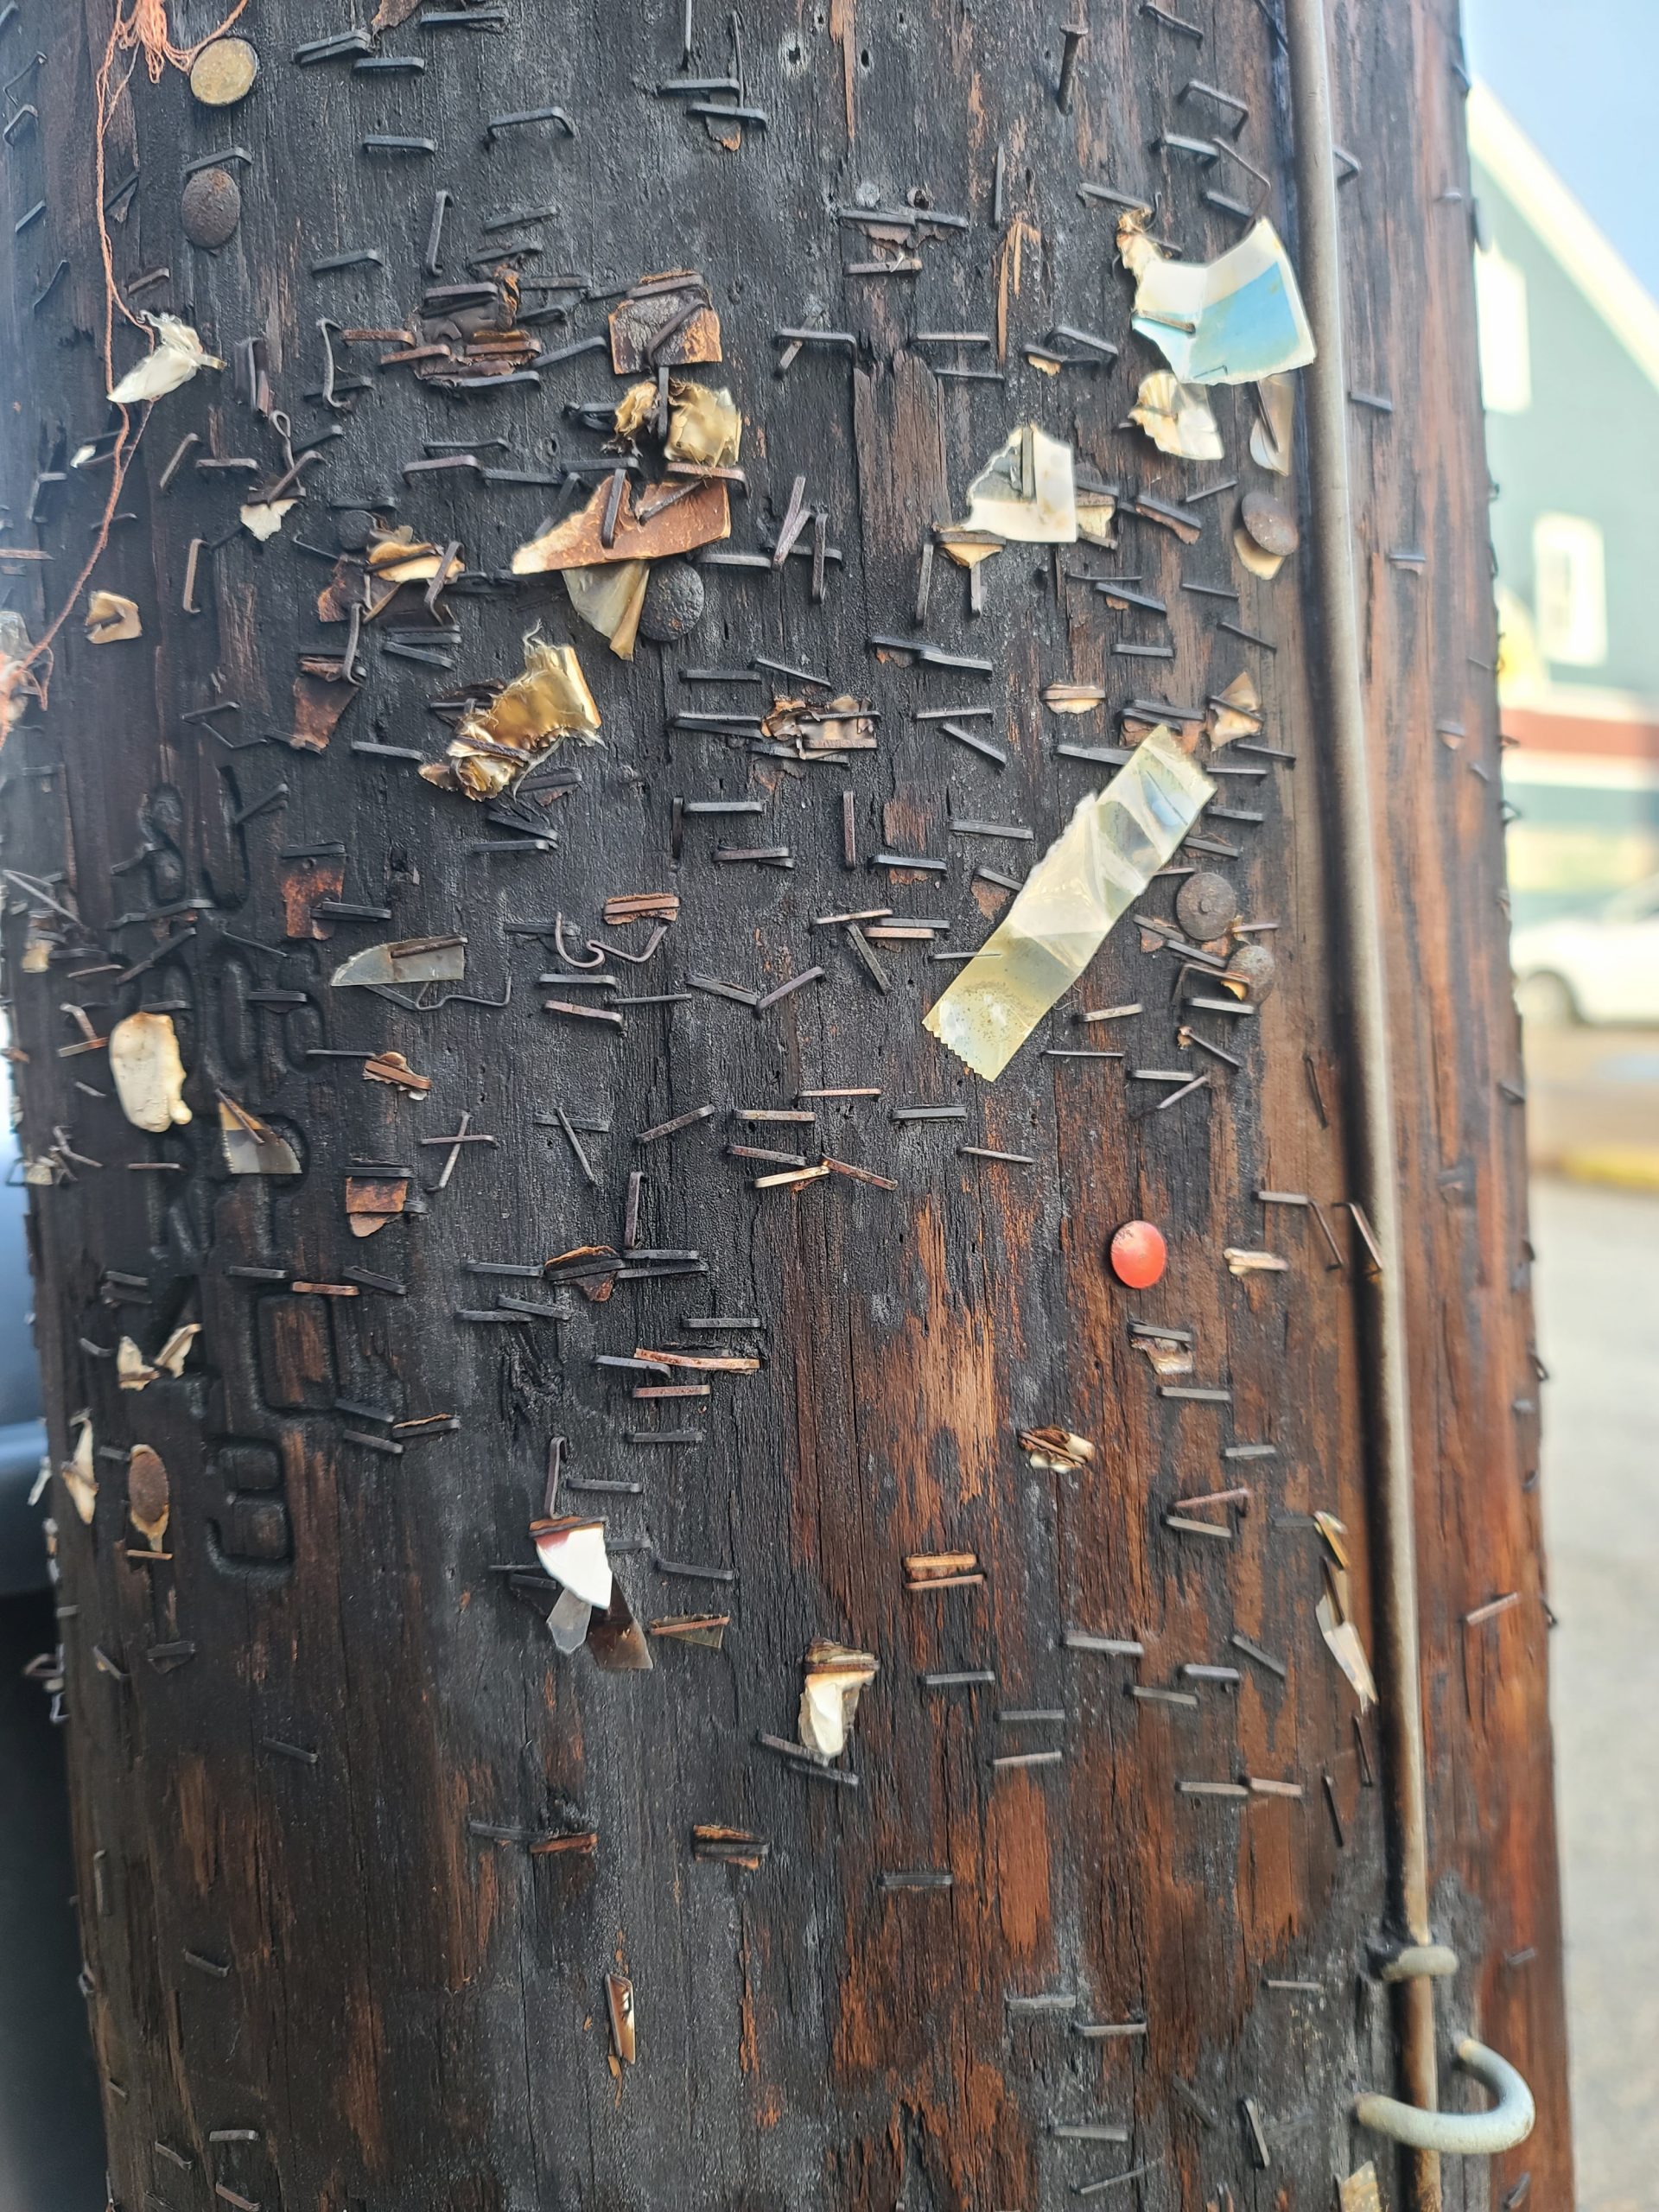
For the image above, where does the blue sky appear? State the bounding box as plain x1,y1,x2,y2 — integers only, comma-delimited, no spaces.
1464,0,1659,302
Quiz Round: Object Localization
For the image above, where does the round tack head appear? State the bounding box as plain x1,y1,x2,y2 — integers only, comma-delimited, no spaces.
639,559,706,642
1240,489,1300,556
188,35,260,109
334,508,378,554
1175,869,1237,943
1228,942,1277,1001
181,167,242,250
1109,1219,1167,1288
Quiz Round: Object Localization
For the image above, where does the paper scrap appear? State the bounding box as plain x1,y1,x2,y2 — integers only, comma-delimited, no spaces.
109,1011,192,1133
1129,219,1314,385
925,728,1214,1079
1128,372,1224,461
961,423,1078,543
107,315,225,406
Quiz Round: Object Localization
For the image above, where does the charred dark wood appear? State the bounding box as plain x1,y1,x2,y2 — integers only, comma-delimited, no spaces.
0,3,1567,2209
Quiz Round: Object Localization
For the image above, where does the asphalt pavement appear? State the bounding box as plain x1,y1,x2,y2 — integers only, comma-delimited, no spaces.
1530,1171,1659,2211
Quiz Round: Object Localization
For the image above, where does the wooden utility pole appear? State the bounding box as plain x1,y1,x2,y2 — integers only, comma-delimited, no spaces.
0,3,1569,2209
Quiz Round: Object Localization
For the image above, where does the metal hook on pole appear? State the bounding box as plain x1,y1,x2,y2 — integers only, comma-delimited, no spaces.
1356,2039,1537,2157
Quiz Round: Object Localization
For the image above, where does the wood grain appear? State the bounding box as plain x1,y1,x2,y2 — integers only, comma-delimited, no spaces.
0,2,1568,2207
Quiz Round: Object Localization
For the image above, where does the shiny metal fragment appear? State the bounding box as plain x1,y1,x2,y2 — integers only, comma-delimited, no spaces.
331,936,466,987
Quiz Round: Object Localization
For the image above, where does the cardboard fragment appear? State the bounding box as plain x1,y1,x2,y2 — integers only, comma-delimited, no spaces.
608,270,721,372
291,670,359,754
345,1175,409,1238
109,1011,192,1133
510,476,730,575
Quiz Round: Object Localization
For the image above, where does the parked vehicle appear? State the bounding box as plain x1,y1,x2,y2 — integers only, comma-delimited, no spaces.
1511,874,1659,1024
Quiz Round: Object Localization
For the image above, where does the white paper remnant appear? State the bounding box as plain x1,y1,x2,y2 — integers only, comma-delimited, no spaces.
107,315,225,406
1129,220,1314,386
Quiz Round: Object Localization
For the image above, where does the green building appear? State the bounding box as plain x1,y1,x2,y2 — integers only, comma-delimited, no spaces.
1470,83,1659,923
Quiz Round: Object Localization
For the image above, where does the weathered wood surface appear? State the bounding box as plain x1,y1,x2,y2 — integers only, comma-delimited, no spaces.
0,3,1568,2209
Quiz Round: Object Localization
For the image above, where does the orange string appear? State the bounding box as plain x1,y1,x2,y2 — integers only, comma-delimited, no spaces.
0,0,250,732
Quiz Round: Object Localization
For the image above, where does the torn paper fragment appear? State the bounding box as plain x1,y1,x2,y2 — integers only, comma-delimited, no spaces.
605,1973,637,2065
961,423,1077,543
665,380,741,467
1317,1592,1377,1709
1206,671,1262,747
1250,373,1295,474
240,499,297,542
1075,485,1118,547
1338,2164,1383,2212
1129,220,1314,385
925,728,1214,1079
1115,205,1163,279
798,1639,878,1763
1128,372,1224,461
531,1516,614,1611
85,591,142,643
547,1586,593,1654
219,1097,302,1175
127,1443,170,1548
62,1417,97,1526
1224,1249,1287,1275
118,1324,200,1390
564,561,648,659
107,314,225,405
109,1011,192,1133
1043,681,1106,715
1020,1426,1096,1472
331,935,466,988
613,381,658,442
608,270,722,373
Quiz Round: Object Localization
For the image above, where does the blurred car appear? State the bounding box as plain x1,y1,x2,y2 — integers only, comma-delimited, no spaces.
1511,874,1659,1024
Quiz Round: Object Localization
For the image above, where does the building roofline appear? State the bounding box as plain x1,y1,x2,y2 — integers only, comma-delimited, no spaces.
1468,80,1659,397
